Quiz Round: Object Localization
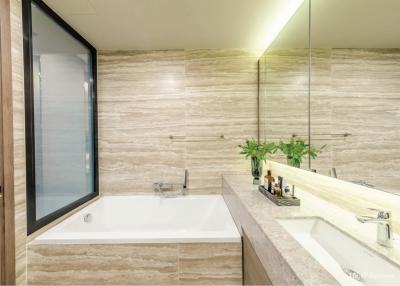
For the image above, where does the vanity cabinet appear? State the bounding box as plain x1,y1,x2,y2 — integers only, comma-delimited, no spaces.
242,230,272,285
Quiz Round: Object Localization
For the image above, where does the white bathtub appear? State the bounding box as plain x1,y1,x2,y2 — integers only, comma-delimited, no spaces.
32,195,241,244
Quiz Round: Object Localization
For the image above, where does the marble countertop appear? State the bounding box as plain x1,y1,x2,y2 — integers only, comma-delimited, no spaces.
222,174,400,285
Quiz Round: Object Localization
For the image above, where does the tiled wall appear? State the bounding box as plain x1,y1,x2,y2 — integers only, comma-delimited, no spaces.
260,48,400,193
98,50,259,195
259,48,310,168
28,242,242,285
10,0,27,284
311,48,400,193
268,161,400,234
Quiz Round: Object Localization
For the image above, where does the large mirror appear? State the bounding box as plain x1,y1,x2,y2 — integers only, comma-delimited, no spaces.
259,0,310,170
259,0,400,195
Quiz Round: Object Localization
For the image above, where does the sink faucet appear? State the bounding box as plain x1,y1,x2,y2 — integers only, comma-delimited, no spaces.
356,208,393,248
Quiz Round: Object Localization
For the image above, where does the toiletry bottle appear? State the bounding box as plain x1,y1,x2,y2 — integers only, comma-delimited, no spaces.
273,182,282,197
281,178,290,197
278,176,283,193
263,175,268,188
265,170,274,193
284,185,290,197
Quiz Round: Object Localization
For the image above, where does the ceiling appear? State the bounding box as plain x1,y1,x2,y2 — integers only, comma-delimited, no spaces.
311,0,400,48
43,0,303,50
271,0,400,49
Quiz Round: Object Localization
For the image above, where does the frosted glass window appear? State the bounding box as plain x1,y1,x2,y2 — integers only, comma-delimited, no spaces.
25,0,97,233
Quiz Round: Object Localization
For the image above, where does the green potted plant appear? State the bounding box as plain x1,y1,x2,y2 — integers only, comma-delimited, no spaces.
278,137,325,168
239,139,276,185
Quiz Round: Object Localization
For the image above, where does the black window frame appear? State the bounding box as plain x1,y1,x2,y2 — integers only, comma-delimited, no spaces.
22,0,99,235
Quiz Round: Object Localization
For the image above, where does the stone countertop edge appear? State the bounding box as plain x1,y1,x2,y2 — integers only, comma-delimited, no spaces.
222,174,339,286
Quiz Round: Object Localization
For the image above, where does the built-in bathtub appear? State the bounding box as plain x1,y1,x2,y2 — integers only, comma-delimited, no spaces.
27,195,242,285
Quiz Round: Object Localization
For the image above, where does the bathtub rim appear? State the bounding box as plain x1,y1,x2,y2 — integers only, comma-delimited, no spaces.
30,194,242,245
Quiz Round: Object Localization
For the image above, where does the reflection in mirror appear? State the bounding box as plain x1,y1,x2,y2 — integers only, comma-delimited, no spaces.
310,0,400,194
259,0,312,170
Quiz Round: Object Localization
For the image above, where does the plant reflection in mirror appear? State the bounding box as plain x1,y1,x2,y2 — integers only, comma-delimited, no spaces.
278,136,325,168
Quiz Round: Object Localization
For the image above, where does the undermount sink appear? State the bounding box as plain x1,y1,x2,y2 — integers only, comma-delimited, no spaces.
277,217,400,285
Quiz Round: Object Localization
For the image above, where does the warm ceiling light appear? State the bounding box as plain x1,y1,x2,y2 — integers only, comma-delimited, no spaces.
259,0,305,53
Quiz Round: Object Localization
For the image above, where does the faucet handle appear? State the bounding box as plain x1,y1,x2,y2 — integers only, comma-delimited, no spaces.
153,182,162,191
368,208,391,219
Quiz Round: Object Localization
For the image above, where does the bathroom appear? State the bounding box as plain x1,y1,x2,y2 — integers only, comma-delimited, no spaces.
0,0,399,285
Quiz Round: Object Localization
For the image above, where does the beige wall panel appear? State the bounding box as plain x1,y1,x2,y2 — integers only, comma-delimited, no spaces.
179,243,242,285
10,0,27,283
262,48,400,193
98,49,259,195
27,243,242,285
268,161,400,234
28,244,180,285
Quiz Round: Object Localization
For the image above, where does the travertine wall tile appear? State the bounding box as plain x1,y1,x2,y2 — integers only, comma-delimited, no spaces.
261,48,400,193
98,49,259,195
312,48,400,192
179,243,242,285
185,139,250,194
28,244,180,285
98,50,186,138
10,0,27,283
99,136,186,194
27,243,242,285
259,48,310,169
185,49,258,138
268,160,400,234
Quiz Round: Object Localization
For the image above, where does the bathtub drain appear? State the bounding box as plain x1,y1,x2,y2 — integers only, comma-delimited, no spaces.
342,267,363,282
83,213,92,223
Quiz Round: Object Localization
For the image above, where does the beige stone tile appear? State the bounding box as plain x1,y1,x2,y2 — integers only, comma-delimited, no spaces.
259,48,310,170
10,0,27,284
98,49,258,195
98,50,186,138
185,139,251,194
268,160,400,234
178,243,242,285
262,47,400,193
28,243,244,285
99,136,186,194
28,244,180,285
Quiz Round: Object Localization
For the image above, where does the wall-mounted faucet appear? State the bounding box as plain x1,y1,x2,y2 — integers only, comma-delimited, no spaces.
183,169,188,192
356,208,393,248
153,169,188,197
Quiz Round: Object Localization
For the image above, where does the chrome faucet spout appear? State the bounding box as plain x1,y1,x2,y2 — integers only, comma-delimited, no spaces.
356,215,384,224
183,169,188,191
356,208,393,248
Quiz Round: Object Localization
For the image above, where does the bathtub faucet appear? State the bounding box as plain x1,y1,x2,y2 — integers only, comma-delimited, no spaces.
183,169,188,192
153,169,188,197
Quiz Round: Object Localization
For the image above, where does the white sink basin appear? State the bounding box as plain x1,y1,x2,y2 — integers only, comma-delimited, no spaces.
277,218,400,285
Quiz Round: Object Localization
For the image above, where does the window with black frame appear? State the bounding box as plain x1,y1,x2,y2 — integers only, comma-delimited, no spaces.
23,0,98,234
